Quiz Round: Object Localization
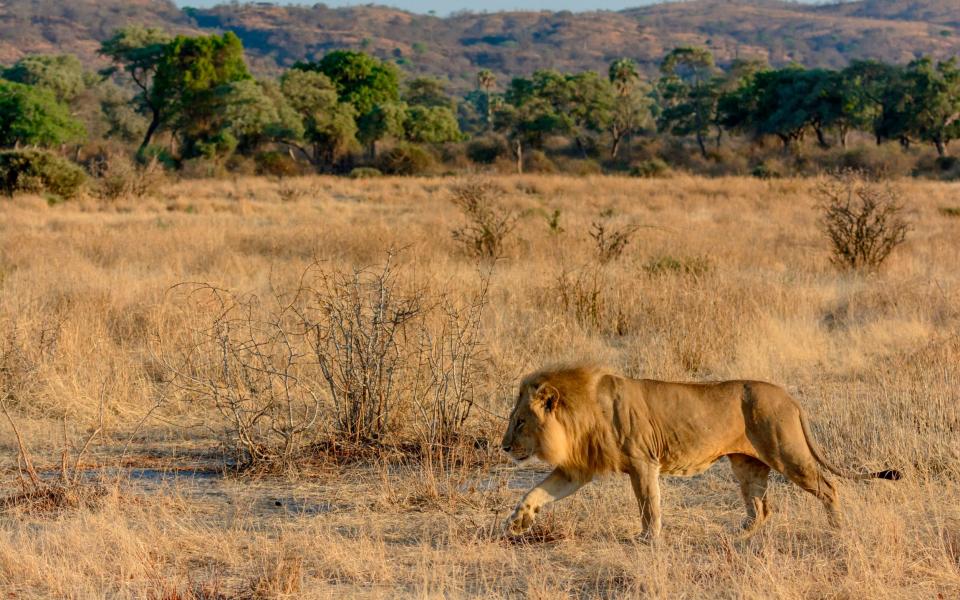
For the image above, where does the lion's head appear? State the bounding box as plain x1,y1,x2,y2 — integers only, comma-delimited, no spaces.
500,365,617,476
500,379,566,463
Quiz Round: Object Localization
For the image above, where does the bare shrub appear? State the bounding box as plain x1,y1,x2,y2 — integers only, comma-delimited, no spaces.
450,178,519,260
305,254,424,444
0,367,106,513
554,265,628,335
817,171,911,271
590,210,640,264
95,155,165,201
158,252,490,468
157,284,324,470
410,275,489,448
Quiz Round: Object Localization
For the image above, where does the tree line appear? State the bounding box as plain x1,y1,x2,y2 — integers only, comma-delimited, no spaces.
1,26,959,178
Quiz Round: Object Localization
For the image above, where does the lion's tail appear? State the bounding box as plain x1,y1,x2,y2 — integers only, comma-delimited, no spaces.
798,410,902,481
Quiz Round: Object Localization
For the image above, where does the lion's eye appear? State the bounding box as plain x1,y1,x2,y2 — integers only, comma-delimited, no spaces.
516,420,525,431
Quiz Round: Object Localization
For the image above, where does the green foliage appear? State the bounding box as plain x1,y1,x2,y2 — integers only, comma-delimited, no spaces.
609,58,654,158
403,77,453,109
898,57,960,156
221,79,303,154
358,101,407,149
0,80,86,147
99,26,172,151
0,149,86,199
297,51,400,118
404,105,462,143
495,69,614,159
3,54,87,103
657,47,721,157
155,32,252,160
280,69,359,167
377,143,435,175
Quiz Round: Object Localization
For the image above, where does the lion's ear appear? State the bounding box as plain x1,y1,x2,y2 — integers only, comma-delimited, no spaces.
533,383,560,412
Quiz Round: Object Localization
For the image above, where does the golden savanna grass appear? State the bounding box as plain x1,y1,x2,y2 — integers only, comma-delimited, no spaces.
0,174,958,598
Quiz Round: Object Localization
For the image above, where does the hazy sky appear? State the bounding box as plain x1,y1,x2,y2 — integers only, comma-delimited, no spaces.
175,1,696,16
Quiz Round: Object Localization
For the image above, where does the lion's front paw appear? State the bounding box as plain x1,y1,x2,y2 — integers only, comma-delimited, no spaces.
504,503,537,535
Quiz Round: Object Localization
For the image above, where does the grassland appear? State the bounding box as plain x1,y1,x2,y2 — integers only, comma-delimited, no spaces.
0,175,958,598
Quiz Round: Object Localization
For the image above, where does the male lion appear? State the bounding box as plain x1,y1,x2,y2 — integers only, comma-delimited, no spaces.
500,365,900,539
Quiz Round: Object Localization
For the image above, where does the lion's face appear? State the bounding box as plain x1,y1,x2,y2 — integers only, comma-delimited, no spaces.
501,381,567,464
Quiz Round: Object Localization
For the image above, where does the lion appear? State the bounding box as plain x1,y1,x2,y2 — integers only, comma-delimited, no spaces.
500,365,901,539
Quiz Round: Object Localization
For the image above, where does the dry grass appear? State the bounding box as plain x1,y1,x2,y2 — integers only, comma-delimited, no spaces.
0,174,958,597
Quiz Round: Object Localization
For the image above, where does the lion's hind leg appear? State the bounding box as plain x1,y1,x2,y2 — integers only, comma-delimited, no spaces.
728,454,771,531
779,461,841,528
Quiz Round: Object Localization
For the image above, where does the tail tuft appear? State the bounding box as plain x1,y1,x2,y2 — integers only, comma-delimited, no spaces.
871,469,902,481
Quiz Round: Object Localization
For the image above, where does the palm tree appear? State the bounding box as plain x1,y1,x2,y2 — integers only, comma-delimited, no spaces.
476,69,497,129
609,58,639,97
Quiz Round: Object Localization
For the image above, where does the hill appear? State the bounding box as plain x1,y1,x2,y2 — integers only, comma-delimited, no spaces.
0,0,957,90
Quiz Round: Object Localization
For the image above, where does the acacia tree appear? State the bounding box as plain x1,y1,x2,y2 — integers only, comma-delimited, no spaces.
842,60,902,146
99,26,172,153
657,47,721,158
154,32,252,160
901,57,960,156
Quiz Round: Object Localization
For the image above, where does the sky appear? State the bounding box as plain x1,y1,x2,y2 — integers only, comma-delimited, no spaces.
174,1,704,16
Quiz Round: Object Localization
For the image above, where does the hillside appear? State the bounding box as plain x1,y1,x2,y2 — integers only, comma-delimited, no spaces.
0,0,958,89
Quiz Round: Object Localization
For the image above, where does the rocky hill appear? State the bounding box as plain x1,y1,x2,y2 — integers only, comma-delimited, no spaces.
1,0,957,90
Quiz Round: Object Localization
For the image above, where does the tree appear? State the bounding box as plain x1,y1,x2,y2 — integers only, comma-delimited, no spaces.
476,69,497,129
280,69,358,167
496,73,573,173
841,60,898,146
608,58,652,158
297,51,399,117
99,26,172,153
357,101,407,155
657,47,721,157
220,79,303,155
0,80,86,147
609,58,640,97
3,54,87,103
719,66,826,152
900,57,960,156
565,71,615,156
403,77,453,109
153,32,252,160
404,105,462,143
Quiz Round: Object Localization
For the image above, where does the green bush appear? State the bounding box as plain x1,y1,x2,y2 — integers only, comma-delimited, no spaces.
523,149,556,173
377,143,435,175
0,150,86,199
254,151,302,177
629,158,670,178
349,167,382,179
466,136,506,164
